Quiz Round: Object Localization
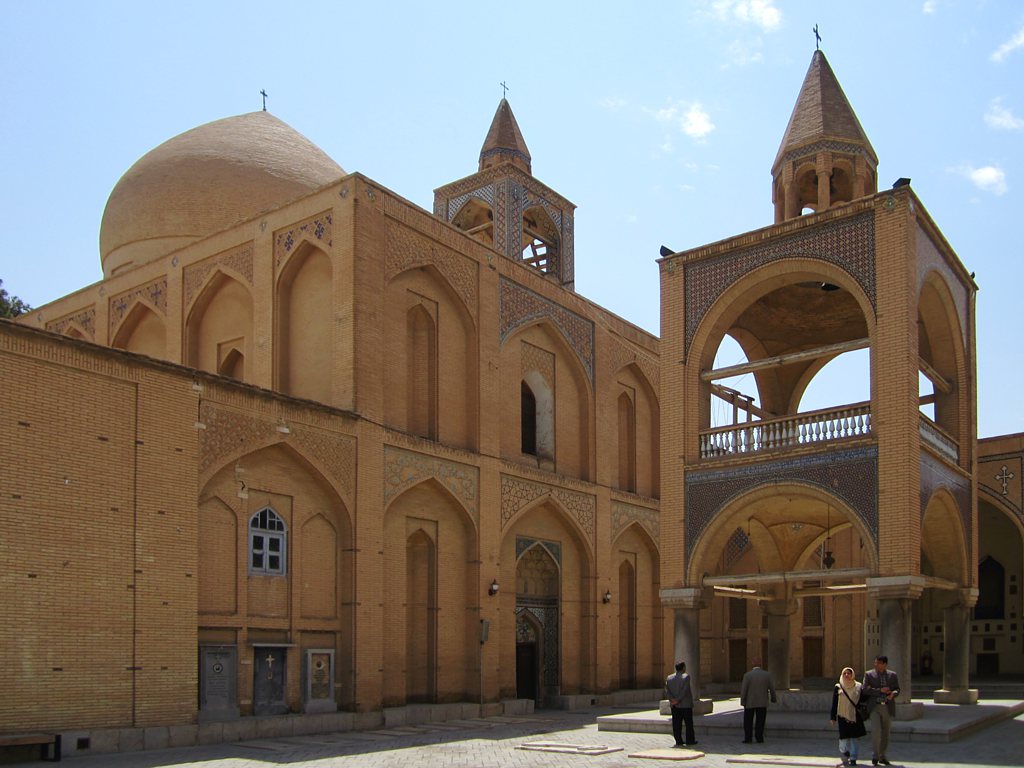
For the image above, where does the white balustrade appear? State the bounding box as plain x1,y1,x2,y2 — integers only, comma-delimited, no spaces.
699,403,872,458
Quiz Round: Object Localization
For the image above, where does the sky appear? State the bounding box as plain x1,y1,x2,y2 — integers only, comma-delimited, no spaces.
1,1,1021,437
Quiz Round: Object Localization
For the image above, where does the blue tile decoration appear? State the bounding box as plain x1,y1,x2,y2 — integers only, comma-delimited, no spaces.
684,445,878,564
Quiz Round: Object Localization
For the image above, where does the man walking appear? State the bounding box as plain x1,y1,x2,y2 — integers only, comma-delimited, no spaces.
740,658,775,744
665,661,697,747
862,655,900,766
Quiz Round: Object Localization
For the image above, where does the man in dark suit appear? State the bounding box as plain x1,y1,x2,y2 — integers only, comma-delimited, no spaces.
862,655,900,766
740,658,775,744
665,660,697,747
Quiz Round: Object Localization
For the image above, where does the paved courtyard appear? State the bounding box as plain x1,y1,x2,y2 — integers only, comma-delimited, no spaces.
6,706,1023,768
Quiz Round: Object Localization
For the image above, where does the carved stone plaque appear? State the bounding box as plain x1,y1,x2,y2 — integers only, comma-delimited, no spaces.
199,646,239,721
303,648,336,713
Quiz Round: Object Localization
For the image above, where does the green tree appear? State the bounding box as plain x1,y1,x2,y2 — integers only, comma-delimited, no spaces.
0,279,31,318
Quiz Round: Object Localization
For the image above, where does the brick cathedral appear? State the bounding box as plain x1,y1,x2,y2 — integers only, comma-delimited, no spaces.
2,50,1020,754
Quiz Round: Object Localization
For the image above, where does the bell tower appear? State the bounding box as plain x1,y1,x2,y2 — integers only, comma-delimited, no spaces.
772,50,878,222
434,99,576,290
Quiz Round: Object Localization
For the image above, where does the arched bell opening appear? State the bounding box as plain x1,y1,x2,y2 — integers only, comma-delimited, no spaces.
451,198,494,247
695,265,873,460
521,205,559,276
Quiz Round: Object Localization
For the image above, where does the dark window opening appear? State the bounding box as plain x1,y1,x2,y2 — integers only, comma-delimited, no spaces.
521,382,537,455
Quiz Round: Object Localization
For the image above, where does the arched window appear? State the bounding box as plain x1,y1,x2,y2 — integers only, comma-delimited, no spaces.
521,381,538,455
975,556,1005,620
249,507,287,575
521,370,554,460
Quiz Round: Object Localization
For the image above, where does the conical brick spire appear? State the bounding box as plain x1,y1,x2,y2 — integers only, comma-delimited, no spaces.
479,99,532,174
772,51,878,222
774,50,876,170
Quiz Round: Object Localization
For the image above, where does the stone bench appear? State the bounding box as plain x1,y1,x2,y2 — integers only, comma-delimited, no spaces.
0,732,62,761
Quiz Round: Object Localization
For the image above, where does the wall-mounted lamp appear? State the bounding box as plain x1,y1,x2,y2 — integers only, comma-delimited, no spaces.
276,421,291,435
603,590,612,604
488,579,500,596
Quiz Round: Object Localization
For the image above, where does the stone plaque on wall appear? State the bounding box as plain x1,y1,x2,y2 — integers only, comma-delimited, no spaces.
303,648,336,713
199,646,239,721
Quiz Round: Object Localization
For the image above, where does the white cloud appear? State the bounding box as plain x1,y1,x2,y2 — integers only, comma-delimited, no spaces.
710,0,781,31
922,0,937,14
725,38,764,66
647,100,716,142
598,97,627,111
985,98,1024,130
991,25,1024,62
682,103,715,139
953,164,1008,195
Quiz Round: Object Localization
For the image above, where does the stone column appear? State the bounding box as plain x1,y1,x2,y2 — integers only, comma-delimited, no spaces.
783,165,798,220
816,152,833,212
762,598,797,691
934,588,979,704
867,577,925,720
660,587,713,714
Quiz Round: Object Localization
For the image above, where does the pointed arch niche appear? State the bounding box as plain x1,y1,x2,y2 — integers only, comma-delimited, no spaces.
613,364,659,497
502,324,593,481
186,271,253,381
382,480,478,706
277,242,333,403
112,301,166,358
198,442,354,710
407,303,438,440
383,266,478,450
612,523,662,689
499,499,594,700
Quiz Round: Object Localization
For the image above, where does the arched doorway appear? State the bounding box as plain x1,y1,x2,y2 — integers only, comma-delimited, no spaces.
516,612,542,702
515,542,560,703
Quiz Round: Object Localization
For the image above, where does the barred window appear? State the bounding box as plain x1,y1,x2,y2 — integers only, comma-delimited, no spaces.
249,507,287,575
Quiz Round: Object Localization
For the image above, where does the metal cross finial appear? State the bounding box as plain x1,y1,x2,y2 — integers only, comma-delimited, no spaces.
500,81,509,99
260,89,268,111
813,24,821,50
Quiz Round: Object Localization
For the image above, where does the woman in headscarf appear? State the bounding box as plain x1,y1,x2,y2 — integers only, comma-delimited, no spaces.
830,666,867,766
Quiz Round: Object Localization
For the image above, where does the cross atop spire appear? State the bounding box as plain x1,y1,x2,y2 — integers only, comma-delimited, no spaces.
813,24,821,51
500,80,509,99
260,89,268,111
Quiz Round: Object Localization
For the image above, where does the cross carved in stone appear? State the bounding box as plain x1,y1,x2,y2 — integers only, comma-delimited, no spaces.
995,464,1014,495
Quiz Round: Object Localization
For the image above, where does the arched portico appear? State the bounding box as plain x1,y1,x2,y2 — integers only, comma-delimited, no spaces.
685,483,875,691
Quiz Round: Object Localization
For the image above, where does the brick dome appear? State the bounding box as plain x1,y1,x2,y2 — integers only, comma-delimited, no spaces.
99,111,344,277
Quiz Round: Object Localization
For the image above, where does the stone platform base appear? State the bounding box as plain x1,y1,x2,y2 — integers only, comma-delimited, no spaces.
658,698,714,715
599,696,1024,743
933,688,979,705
